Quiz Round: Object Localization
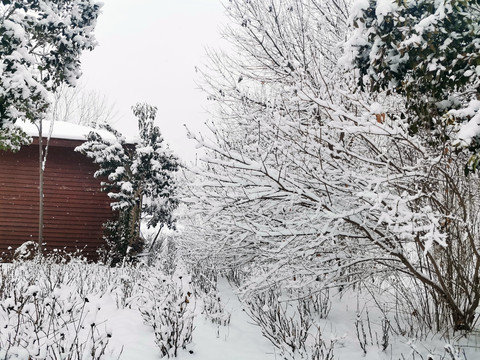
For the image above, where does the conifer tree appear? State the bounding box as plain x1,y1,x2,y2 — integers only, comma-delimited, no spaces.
77,103,179,262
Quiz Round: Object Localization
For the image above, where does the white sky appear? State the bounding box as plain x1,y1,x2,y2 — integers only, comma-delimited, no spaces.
80,0,226,163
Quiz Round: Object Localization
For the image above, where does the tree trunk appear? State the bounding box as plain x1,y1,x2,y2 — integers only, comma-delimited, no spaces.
38,120,44,256
128,187,144,255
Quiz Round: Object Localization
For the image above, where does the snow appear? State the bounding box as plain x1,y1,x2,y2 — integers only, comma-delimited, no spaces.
1,255,479,360
415,14,438,34
0,260,302,359
187,279,276,360
3,19,27,43
17,120,138,144
402,33,423,47
351,0,370,18
92,293,162,360
375,0,398,24
370,102,384,114
452,100,480,146
3,0,480,358
120,181,134,193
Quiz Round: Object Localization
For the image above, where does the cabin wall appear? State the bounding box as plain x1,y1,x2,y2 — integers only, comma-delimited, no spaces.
0,140,113,260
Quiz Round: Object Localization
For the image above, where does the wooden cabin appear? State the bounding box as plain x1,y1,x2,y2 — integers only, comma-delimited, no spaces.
0,121,118,260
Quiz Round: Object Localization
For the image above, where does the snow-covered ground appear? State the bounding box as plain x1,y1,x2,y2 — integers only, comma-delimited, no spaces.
103,278,277,360
0,260,278,360
182,279,277,360
1,260,479,360
100,279,480,360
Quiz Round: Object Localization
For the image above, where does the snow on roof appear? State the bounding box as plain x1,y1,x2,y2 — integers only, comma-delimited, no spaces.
18,120,138,144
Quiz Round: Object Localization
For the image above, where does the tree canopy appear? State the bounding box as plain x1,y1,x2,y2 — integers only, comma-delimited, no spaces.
346,0,480,165
0,0,102,150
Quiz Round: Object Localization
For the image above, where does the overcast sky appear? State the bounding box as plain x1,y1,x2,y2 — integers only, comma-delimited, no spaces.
80,0,226,163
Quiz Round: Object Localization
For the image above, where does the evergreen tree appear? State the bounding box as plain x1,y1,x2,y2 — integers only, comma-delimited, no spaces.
76,103,179,262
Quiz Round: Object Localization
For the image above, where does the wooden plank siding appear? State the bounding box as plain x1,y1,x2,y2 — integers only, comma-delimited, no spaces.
0,138,114,260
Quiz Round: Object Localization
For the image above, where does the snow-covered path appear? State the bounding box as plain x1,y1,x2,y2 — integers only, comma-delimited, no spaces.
187,279,277,360
104,278,276,360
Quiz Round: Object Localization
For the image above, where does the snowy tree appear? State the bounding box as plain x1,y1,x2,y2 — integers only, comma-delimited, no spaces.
0,0,102,149
77,103,180,263
346,0,480,171
184,0,480,331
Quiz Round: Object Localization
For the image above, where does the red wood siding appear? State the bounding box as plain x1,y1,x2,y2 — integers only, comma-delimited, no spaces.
0,138,113,260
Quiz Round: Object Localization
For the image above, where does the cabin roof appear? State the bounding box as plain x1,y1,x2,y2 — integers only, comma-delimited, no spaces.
18,120,138,145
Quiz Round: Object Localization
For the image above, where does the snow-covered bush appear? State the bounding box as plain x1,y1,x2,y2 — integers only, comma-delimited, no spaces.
0,248,203,359
0,259,117,359
242,286,336,360
0,290,111,360
138,261,195,358
180,250,231,331
310,329,336,360
200,290,231,328
246,289,311,359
